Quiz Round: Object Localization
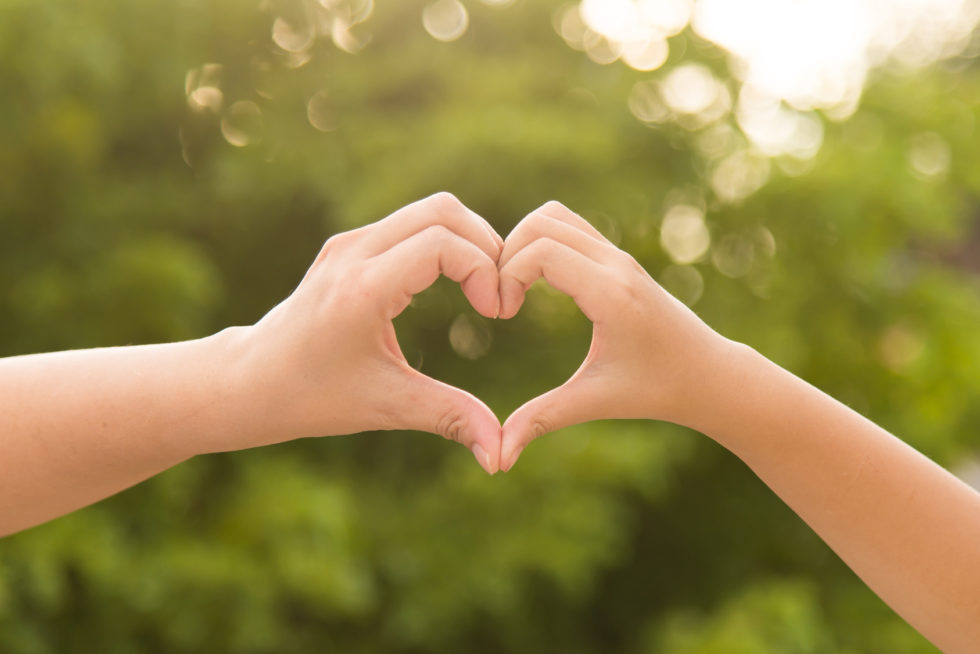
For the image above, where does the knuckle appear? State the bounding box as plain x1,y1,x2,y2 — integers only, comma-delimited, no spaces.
333,268,375,310
615,276,651,311
420,223,454,245
526,236,558,258
616,254,654,294
606,279,635,308
524,211,556,235
503,237,554,275
540,200,571,217
325,230,358,252
427,191,461,212
617,251,648,278
529,416,555,440
436,408,468,443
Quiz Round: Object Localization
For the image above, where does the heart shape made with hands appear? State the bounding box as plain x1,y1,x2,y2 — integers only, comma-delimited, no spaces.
401,265,589,472
255,194,702,478
401,196,714,477
392,200,636,477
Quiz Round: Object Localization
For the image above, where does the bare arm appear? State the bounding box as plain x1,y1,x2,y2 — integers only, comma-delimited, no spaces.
497,201,980,653
693,343,980,652
0,333,251,537
0,192,504,537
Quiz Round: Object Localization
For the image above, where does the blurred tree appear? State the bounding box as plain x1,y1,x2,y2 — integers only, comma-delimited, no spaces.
2,0,979,652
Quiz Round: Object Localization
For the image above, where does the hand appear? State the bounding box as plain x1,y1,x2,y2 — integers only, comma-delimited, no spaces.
230,193,505,474
497,202,737,471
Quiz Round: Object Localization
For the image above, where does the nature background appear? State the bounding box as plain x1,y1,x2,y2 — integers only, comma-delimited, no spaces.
2,0,980,651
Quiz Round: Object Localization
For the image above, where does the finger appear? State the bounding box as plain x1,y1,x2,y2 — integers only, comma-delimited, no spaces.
498,209,620,270
499,377,604,472
394,369,502,474
533,200,613,243
359,192,502,261
535,201,613,243
370,224,500,318
497,237,612,320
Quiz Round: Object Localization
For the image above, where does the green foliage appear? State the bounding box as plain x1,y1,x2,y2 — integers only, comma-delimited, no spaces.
2,0,978,651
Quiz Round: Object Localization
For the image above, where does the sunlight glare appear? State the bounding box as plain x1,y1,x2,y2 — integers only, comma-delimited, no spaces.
573,0,690,70
577,0,980,167
735,88,824,158
661,64,730,128
621,39,669,71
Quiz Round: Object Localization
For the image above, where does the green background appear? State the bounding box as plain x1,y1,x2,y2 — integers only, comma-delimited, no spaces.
2,0,979,651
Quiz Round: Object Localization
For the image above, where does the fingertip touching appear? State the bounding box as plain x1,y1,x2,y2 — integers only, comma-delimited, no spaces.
420,379,501,475
422,191,502,261
500,405,555,472
455,404,503,476
497,275,528,320
460,264,500,319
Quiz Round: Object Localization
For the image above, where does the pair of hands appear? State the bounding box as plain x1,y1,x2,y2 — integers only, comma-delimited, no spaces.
232,193,734,473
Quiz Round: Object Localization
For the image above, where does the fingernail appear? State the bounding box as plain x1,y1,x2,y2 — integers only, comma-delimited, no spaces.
503,446,524,472
471,443,493,475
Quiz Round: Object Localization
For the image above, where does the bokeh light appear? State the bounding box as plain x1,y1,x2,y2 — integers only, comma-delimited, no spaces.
694,0,980,111
448,314,491,359
7,1,980,651
220,101,263,147
907,131,953,181
711,233,754,278
272,16,316,53
423,0,469,42
576,0,691,71
660,204,711,264
735,88,824,159
659,264,704,306
661,63,731,129
568,0,980,196
307,90,337,132
267,0,374,57
709,150,771,203
185,64,223,114
878,323,926,374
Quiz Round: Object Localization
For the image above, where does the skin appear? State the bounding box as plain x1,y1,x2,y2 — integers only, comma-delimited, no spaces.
498,201,980,654
3,194,978,650
0,192,504,537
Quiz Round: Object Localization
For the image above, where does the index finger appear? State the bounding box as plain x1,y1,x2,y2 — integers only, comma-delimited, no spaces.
358,192,503,261
497,237,612,321
369,224,501,319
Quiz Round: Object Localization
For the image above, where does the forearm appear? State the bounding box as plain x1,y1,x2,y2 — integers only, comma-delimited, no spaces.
494,205,980,647
0,327,255,536
685,343,980,652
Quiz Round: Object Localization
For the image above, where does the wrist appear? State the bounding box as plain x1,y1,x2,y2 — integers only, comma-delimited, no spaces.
659,337,763,435
185,325,276,455
673,339,795,458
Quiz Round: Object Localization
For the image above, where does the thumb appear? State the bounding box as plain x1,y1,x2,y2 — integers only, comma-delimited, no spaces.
501,378,604,472
393,370,502,474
